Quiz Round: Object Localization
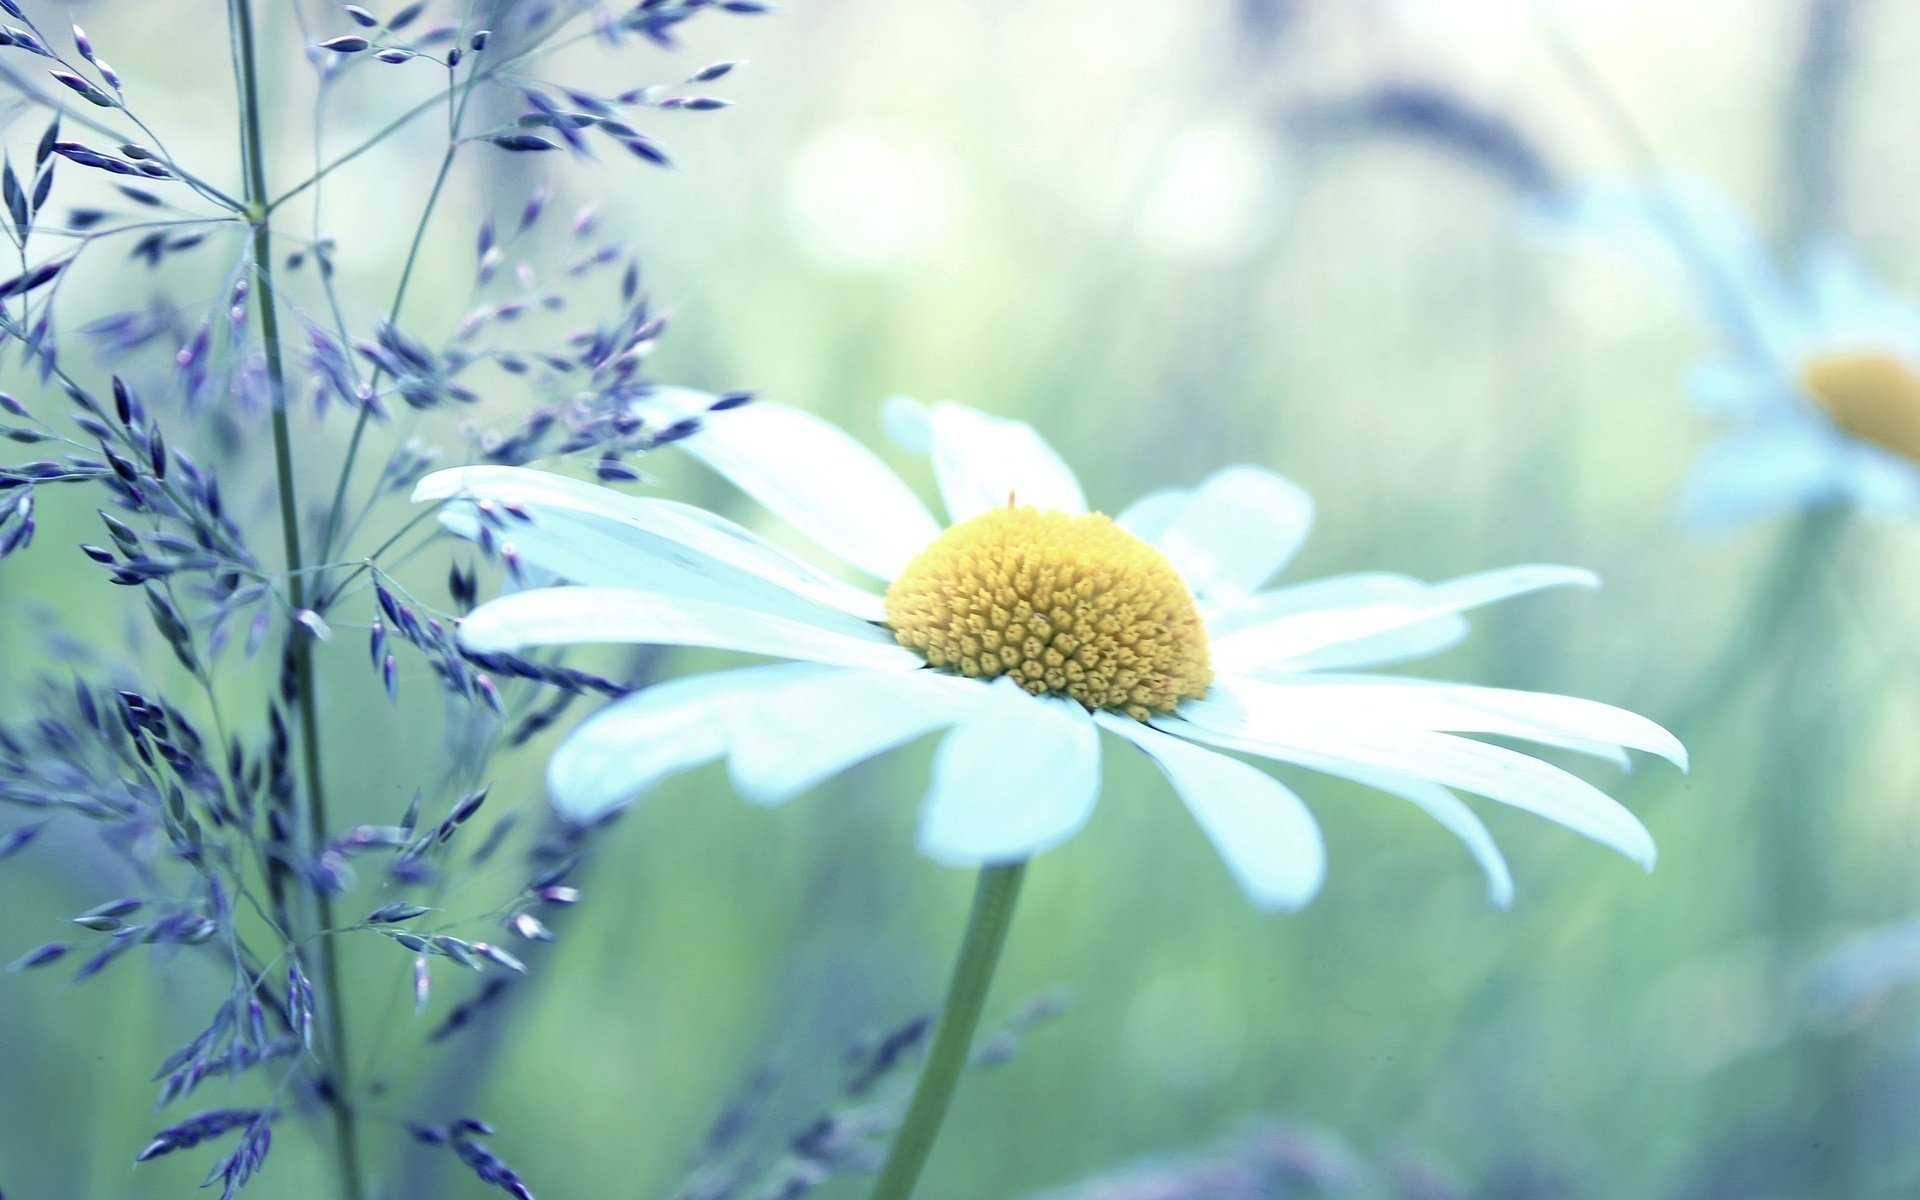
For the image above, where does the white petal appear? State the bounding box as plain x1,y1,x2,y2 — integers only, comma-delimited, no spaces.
925,402,1088,522
881,394,934,452
917,680,1100,865
1688,360,1778,418
1097,713,1324,910
416,465,889,622
1540,176,1798,351
1160,714,1656,869
1804,247,1920,338
1153,467,1314,602
1425,564,1601,609
1204,575,1471,668
1205,572,1425,637
1282,615,1471,672
1115,487,1187,544
726,669,984,805
433,504,887,637
547,664,826,822
1205,676,1687,769
677,402,942,580
1210,565,1597,674
1323,764,1514,907
1679,424,1842,530
1846,445,1920,515
459,587,922,671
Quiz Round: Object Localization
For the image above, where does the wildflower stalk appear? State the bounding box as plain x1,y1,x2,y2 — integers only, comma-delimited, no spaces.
317,35,484,572
314,145,452,567
228,3,366,1198
866,862,1027,1200
1779,0,1860,264
1664,505,1839,738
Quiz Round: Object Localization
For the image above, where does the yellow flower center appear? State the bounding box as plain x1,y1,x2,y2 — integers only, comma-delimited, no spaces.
1801,349,1920,464
884,505,1213,720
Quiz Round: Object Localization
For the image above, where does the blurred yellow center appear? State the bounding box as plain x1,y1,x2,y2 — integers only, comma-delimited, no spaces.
885,506,1213,720
1801,349,1920,464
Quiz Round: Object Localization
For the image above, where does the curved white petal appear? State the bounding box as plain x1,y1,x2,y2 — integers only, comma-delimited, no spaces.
1540,175,1800,355
726,669,984,805
1841,442,1920,516
1205,572,1425,637
1804,248,1920,342
1426,564,1602,609
1152,467,1314,602
918,680,1100,865
1115,487,1187,544
1324,764,1514,907
1206,575,1467,671
1210,565,1597,674
548,664,827,822
433,504,889,637
1203,676,1687,769
925,402,1088,522
416,466,889,623
459,587,922,671
1096,713,1325,911
881,394,934,453
1159,713,1656,870
678,402,942,580
1281,615,1471,672
1679,424,1844,530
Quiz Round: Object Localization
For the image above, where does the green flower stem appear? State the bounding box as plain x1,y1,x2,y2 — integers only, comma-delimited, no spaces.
867,862,1028,1200
228,4,366,1199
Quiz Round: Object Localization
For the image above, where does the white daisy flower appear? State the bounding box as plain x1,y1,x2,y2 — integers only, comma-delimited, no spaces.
1547,176,1920,528
414,396,1683,910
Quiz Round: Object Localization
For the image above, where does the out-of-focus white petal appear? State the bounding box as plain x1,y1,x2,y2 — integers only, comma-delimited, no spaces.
1320,763,1515,908
918,680,1100,865
726,669,983,805
416,465,889,623
1151,467,1314,603
1688,360,1782,418
1210,565,1596,674
1203,676,1687,769
548,664,826,822
1842,443,1920,516
1160,713,1656,870
1096,713,1324,910
677,401,942,580
1114,487,1187,544
1804,248,1920,342
924,402,1087,522
881,394,934,452
459,587,922,671
1679,424,1844,530
1539,175,1800,354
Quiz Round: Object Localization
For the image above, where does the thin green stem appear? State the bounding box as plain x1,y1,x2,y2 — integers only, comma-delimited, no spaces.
313,142,454,569
867,863,1028,1200
227,3,367,1199
316,10,484,574
314,508,442,611
1779,0,1860,266
1663,504,1840,737
1531,2,1781,368
263,23,597,216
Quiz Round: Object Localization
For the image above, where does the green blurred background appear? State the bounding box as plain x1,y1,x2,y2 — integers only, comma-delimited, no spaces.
5,1,1920,1196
